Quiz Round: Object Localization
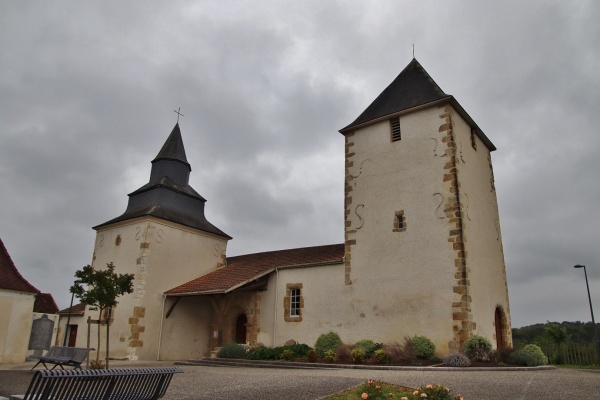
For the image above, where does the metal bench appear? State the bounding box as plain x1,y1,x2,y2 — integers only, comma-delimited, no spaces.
29,347,89,370
11,367,182,400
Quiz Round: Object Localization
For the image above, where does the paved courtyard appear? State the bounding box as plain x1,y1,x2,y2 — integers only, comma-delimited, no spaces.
1,361,598,399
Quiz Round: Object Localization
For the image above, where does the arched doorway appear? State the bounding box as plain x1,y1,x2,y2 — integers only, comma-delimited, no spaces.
495,307,505,349
235,314,247,344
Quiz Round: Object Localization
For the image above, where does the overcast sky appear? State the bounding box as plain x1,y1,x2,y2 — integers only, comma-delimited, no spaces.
1,1,599,329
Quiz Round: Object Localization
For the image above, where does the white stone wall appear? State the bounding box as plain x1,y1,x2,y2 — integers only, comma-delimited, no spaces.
0,290,35,363
450,109,512,348
91,216,228,360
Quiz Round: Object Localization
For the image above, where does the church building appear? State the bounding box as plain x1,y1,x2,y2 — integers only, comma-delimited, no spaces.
79,58,512,361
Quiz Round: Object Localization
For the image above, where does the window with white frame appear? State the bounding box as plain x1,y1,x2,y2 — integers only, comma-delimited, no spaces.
290,288,301,317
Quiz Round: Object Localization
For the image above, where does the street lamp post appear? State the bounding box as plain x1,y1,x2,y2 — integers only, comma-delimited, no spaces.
574,265,600,366
63,280,83,346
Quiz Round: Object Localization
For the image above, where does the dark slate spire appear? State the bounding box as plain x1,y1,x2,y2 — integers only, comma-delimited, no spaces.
340,58,450,132
94,124,231,239
152,123,190,168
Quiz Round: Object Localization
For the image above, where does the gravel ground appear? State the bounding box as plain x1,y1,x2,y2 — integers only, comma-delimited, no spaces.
1,360,599,399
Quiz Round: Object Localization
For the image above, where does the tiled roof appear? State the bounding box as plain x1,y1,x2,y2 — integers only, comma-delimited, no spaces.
0,238,39,294
58,303,86,315
166,243,344,295
34,293,59,314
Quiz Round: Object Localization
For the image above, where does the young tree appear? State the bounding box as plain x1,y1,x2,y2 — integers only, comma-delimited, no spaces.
71,263,134,368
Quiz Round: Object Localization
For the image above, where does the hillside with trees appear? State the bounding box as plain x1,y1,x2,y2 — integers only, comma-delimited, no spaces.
512,321,600,346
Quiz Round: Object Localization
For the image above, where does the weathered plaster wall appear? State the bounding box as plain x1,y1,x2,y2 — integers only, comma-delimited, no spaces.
450,109,513,348
343,105,458,354
0,290,35,363
258,263,346,347
91,216,228,360
159,296,212,360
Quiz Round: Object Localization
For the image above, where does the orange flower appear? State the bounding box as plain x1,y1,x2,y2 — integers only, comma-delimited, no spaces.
361,393,368,400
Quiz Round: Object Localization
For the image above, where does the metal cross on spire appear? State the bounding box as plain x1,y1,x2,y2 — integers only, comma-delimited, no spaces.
173,107,184,123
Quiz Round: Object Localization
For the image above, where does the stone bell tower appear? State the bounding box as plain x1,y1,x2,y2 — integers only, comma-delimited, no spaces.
339,58,512,353
90,123,231,360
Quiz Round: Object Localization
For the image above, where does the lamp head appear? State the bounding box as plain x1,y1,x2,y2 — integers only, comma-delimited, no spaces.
574,265,585,269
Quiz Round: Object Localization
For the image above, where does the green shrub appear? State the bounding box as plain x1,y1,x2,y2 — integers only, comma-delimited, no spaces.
217,342,247,359
281,349,295,361
323,349,336,362
443,352,471,367
350,348,366,363
493,347,514,363
306,349,318,363
247,346,280,360
314,331,343,357
281,343,312,358
522,344,548,366
409,336,436,359
429,355,443,363
373,349,390,364
463,335,493,361
508,350,539,366
354,339,380,357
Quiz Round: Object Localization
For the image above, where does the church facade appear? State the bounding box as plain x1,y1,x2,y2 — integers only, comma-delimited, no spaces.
79,58,512,361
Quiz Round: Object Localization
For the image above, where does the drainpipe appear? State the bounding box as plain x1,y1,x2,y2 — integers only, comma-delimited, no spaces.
272,268,279,347
157,294,166,361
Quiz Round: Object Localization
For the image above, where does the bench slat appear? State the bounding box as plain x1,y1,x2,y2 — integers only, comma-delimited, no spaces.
17,368,182,400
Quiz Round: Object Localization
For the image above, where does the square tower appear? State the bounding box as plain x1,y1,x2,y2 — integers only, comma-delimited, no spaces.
340,59,511,352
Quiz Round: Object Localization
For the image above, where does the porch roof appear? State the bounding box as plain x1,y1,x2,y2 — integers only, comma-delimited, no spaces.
165,243,344,296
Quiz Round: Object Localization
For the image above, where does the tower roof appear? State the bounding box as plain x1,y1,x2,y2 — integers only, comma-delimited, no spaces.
340,58,496,151
341,58,449,132
0,238,40,294
152,123,190,170
94,123,231,239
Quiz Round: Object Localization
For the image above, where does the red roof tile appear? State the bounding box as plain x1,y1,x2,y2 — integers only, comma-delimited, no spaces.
0,238,39,294
166,243,344,295
34,293,59,314
58,303,86,315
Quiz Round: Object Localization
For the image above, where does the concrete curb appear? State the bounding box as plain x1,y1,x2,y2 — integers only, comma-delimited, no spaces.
177,357,556,371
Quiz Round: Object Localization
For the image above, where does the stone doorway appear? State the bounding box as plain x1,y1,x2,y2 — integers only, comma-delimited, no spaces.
67,325,78,347
235,314,247,344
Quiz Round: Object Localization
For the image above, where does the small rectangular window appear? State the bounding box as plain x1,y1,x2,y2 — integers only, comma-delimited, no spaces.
393,210,406,232
390,117,401,142
290,288,301,317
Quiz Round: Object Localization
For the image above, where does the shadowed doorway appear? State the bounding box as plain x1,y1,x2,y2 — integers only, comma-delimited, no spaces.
235,314,247,344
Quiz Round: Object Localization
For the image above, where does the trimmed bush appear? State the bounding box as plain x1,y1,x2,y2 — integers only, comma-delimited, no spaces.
350,348,366,363
508,350,539,366
314,331,343,357
246,343,312,360
522,344,548,366
373,349,390,364
247,346,280,360
306,349,318,363
323,349,336,362
463,335,493,361
409,336,436,359
355,339,380,357
443,352,471,367
217,342,247,359
281,349,295,361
